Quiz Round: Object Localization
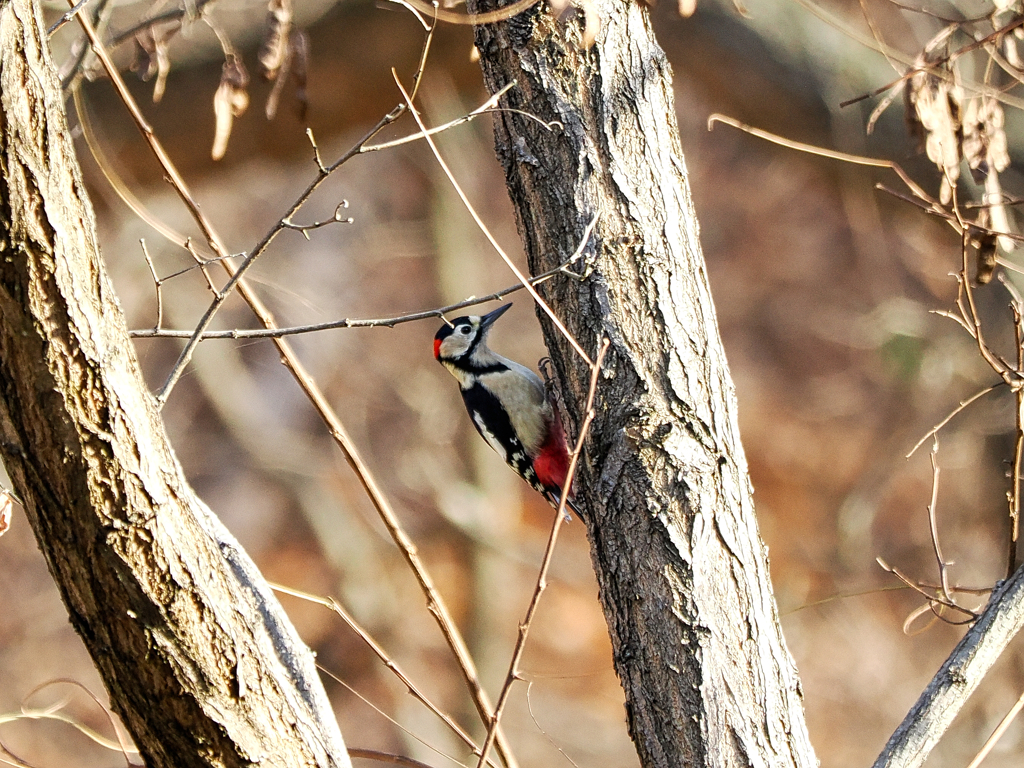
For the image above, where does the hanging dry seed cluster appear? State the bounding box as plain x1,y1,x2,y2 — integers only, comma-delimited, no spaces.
126,0,309,161
212,55,251,161
864,17,1020,285
258,0,310,122
902,26,1011,211
131,20,176,103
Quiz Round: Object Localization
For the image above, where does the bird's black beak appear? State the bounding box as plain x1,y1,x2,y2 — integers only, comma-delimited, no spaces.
479,303,512,330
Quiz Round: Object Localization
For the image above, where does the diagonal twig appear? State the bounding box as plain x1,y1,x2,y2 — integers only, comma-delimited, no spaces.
154,57,437,403
474,338,609,768
269,583,500,768
316,667,470,767
905,384,1002,459
876,559,978,622
74,9,519,767
964,686,1024,768
872,563,1024,768
392,72,594,367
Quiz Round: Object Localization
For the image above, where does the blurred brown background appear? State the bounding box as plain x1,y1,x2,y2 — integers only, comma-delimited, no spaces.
2,0,1022,766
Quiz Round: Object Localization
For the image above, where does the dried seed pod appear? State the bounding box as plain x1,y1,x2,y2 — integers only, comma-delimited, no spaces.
975,231,998,285
907,69,962,204
132,22,179,103
259,0,293,81
905,27,963,204
212,57,250,160
963,96,1009,183
290,30,309,121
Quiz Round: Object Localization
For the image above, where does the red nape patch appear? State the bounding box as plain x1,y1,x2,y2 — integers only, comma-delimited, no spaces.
433,338,442,359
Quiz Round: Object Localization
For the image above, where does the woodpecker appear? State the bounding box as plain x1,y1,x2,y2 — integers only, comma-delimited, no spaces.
434,303,581,519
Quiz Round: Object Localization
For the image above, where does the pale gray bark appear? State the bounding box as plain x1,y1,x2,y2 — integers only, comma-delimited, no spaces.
872,565,1024,768
469,3,818,767
0,1,350,766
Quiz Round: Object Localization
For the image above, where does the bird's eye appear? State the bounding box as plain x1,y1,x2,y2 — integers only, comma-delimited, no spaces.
459,326,471,334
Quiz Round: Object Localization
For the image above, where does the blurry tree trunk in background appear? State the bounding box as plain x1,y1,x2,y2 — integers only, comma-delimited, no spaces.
0,2,351,766
470,5,818,768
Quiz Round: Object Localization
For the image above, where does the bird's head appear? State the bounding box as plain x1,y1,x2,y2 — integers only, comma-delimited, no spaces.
433,303,511,365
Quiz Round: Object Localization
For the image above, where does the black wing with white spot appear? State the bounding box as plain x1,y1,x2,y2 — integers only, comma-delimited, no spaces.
461,381,545,494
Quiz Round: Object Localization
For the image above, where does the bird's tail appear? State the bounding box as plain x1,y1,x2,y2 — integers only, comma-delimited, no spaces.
545,490,584,522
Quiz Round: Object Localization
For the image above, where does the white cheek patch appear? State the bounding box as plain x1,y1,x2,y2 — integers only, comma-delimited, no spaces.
442,335,470,359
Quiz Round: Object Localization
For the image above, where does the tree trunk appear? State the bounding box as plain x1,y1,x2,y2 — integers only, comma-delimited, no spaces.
0,2,350,766
470,5,817,768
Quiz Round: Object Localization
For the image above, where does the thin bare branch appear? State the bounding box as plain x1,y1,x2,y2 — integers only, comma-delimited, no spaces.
885,0,984,23
152,13,440,401
0,740,39,768
47,0,92,35
78,9,518,765
902,602,941,636
305,128,327,172
709,113,888,167
384,0,540,26
105,0,216,49
475,339,610,768
72,84,199,256
876,184,1024,248
872,562,1024,768
392,71,594,367
155,112,405,404
151,20,551,404
269,583,500,768
708,114,939,210
139,239,163,331
930,308,974,335
954,215,1017,384
925,440,952,602
807,0,1024,113
348,748,449,768
361,82,516,153
71,6,225,278
16,679,136,763
184,238,218,294
131,252,587,340
876,559,978,623
315,668,471,767
906,384,1001,459
281,201,352,238
522,682,581,768
856,0,900,78
964,686,1024,768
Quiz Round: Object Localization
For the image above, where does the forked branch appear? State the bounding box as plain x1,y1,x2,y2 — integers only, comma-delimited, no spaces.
72,8,521,766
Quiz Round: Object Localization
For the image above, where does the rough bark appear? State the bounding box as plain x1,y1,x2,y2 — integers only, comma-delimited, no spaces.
872,563,1024,768
469,4,817,767
0,2,350,766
